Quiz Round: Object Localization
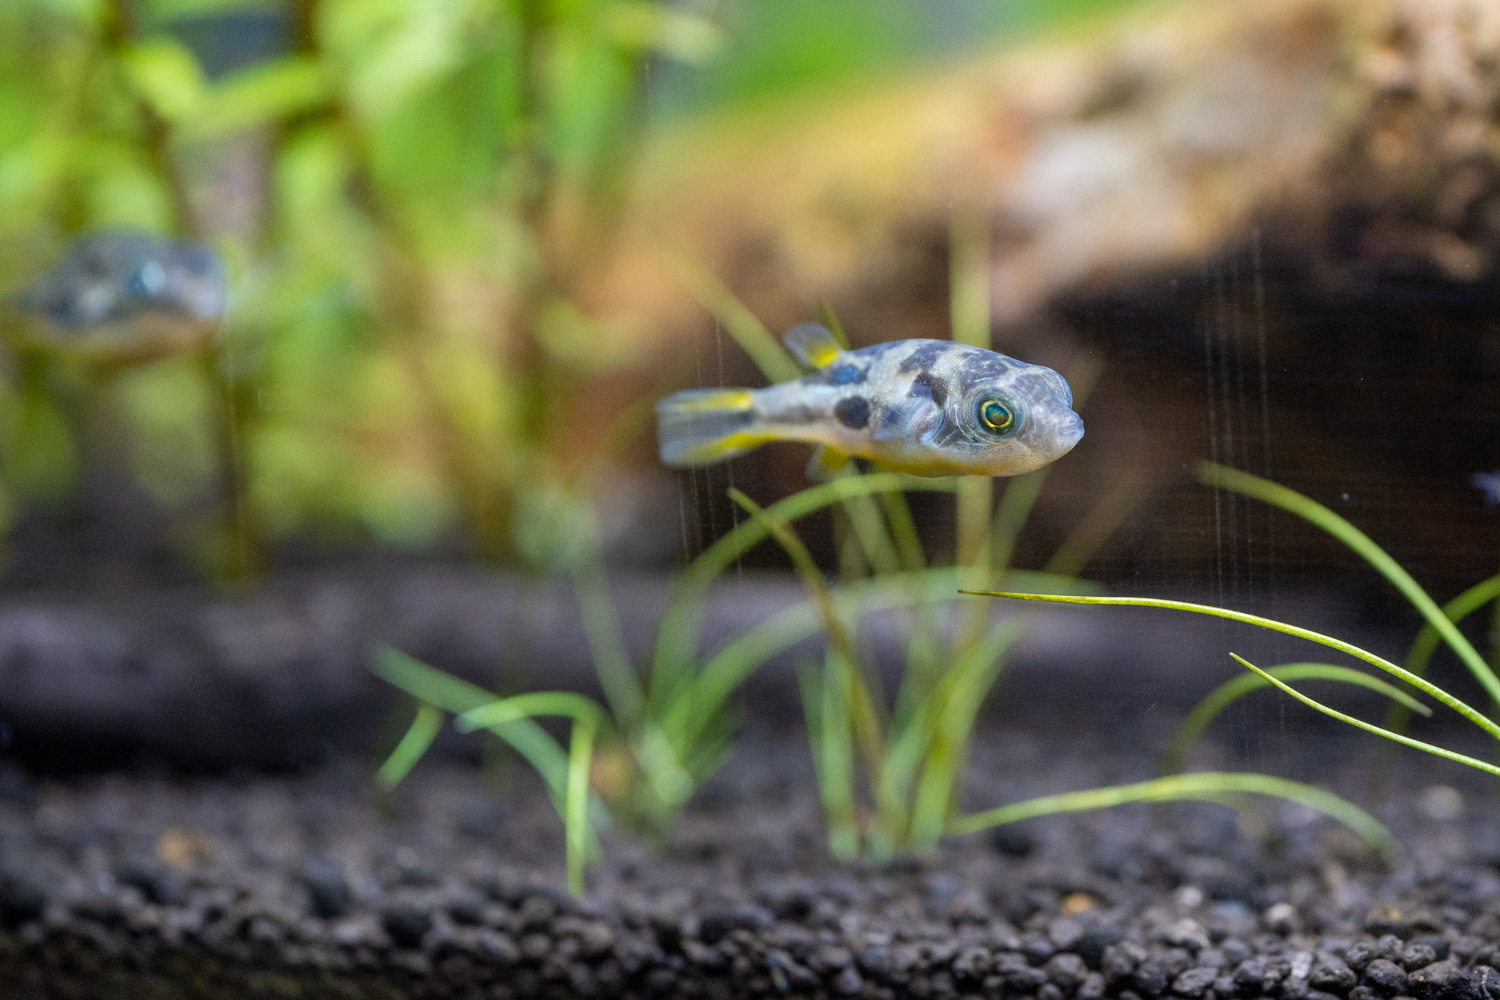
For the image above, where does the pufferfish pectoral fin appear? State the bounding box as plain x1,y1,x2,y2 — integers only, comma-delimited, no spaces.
871,395,943,444
782,322,844,371
804,445,851,481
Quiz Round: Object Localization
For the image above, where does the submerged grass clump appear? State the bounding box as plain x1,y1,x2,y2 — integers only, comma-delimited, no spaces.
371,470,988,893
685,226,1397,867
373,270,1405,893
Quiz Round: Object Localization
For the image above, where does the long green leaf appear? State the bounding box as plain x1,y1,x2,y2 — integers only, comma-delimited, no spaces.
565,713,598,898
950,771,1400,861
455,691,606,732
1198,462,1500,707
665,252,801,383
568,524,645,726
649,473,957,710
969,591,1500,744
376,700,444,789
370,646,573,797
454,692,608,899
729,488,886,782
1163,663,1431,776
906,618,1026,850
1232,654,1500,780
1403,573,1500,680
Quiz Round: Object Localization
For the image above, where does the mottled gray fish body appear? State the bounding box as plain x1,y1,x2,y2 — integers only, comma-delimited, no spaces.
656,325,1083,478
15,231,225,331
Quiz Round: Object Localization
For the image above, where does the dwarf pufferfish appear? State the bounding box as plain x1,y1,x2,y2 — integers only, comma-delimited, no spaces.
657,323,1083,477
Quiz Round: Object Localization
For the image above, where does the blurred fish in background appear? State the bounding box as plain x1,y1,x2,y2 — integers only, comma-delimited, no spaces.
10,231,226,365
1475,472,1500,507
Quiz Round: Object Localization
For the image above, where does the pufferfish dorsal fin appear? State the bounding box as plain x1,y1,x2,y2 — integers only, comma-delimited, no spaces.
783,322,844,371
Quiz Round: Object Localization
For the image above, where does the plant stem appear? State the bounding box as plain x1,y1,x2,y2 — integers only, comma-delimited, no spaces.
972,591,1500,743
950,771,1400,861
1233,655,1500,779
1163,663,1431,777
1198,462,1500,708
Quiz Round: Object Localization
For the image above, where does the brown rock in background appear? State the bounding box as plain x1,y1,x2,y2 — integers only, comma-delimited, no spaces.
585,0,1500,595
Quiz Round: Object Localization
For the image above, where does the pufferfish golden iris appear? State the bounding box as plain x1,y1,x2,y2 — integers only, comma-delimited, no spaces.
657,323,1084,477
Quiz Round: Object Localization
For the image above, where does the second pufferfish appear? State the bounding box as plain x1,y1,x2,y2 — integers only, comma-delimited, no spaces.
657,323,1083,477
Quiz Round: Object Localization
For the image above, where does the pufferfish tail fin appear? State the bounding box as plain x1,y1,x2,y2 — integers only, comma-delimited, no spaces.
656,389,769,467
783,322,844,371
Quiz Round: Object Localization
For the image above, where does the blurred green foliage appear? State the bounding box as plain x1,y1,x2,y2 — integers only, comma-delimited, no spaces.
663,0,1143,115
0,0,728,572
0,0,1142,576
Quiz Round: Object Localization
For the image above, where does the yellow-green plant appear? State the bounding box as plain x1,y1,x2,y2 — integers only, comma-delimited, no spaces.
691,204,1397,863
976,462,1500,807
0,0,723,573
370,471,1051,883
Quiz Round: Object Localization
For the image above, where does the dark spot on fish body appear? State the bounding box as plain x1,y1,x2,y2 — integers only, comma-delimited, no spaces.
824,364,864,386
897,341,954,374
834,396,871,430
910,371,948,408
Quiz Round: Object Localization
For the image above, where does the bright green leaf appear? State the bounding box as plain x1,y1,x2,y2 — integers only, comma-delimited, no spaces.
121,37,208,123
184,56,329,142
606,1,724,64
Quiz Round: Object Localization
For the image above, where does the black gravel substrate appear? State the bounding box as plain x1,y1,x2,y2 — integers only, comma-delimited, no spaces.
2,719,1500,1000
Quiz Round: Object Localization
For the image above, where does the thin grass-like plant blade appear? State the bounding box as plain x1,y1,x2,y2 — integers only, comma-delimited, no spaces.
1231,654,1500,779
1402,573,1500,681
1043,471,1148,579
729,489,886,780
907,618,1027,850
671,569,956,749
376,700,444,789
991,471,1047,574
370,646,573,798
565,714,598,897
371,648,606,887
966,592,1500,744
949,771,1400,861
1199,462,1500,707
666,252,801,383
455,692,606,732
877,487,926,573
1373,573,1500,798
455,691,608,898
1162,663,1431,776
837,481,902,576
800,661,859,860
569,537,645,726
817,301,852,349
649,473,956,711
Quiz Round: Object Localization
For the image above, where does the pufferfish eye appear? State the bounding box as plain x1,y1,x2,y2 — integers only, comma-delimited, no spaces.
976,395,1018,436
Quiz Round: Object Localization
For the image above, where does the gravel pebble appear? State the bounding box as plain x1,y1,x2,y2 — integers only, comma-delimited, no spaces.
0,727,1496,998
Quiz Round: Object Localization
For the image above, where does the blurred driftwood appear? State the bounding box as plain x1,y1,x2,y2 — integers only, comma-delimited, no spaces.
582,0,1500,590
592,0,1500,344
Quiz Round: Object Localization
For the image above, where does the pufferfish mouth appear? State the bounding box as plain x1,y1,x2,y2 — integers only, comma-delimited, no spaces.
1054,410,1085,450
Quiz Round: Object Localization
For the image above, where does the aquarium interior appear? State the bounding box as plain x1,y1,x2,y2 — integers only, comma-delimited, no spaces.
0,0,1499,998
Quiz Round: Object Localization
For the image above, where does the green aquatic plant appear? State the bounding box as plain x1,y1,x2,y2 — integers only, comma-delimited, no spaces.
716,217,1400,862
0,0,723,573
371,646,606,898
973,462,1500,816
736,485,1399,862
370,471,1048,858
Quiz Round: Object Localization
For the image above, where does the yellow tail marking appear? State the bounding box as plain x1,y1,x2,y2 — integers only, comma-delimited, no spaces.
670,389,754,412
